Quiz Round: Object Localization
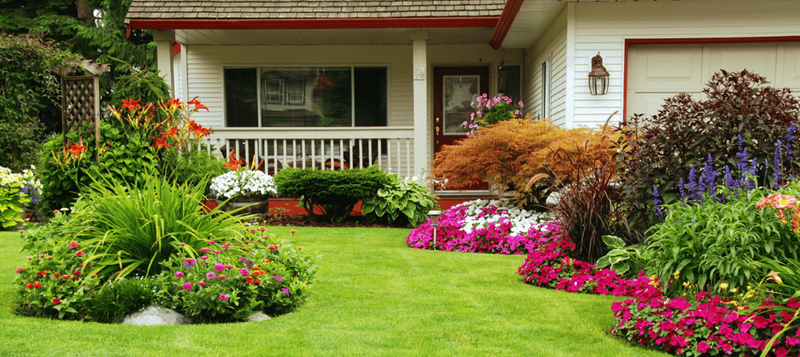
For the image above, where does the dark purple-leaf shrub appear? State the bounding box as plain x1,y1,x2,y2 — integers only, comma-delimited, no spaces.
617,69,800,234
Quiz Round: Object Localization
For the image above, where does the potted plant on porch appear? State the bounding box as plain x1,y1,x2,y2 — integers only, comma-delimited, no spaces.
209,156,277,216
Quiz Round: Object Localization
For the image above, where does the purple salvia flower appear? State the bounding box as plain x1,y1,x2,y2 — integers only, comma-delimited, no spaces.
686,164,700,202
678,177,686,202
723,166,735,194
651,185,664,217
700,154,717,199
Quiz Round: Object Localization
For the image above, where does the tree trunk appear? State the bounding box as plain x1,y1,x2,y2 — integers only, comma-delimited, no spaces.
75,0,94,25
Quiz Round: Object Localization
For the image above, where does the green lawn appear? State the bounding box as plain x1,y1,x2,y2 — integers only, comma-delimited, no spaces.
0,227,665,356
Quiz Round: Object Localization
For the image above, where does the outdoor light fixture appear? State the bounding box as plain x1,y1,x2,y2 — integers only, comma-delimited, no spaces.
588,52,610,96
427,210,442,247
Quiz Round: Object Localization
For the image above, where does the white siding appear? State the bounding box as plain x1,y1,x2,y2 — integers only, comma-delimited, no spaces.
572,0,800,128
523,9,567,126
183,43,522,169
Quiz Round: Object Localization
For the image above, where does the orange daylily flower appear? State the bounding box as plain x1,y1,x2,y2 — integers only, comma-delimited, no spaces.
66,139,88,158
163,99,185,110
151,136,171,149
120,98,142,111
188,98,209,111
223,151,243,171
792,206,799,234
160,126,179,139
187,120,211,137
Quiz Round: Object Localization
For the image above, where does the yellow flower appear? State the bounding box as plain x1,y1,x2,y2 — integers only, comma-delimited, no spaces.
730,287,738,293
682,281,691,287
673,271,680,278
747,285,753,290
719,282,729,290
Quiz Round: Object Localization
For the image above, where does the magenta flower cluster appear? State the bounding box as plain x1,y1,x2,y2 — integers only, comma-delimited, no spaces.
517,234,661,296
406,204,557,255
612,294,800,356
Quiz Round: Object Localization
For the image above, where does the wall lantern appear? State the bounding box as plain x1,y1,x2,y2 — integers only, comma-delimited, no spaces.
427,210,442,248
588,52,610,96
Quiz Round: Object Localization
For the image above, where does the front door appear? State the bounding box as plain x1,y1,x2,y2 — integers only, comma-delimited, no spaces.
433,66,489,190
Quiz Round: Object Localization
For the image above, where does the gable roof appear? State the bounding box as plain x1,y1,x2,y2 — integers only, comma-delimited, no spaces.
127,0,506,20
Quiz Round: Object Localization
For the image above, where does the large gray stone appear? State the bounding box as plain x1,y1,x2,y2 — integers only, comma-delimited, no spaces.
247,312,271,322
122,305,192,326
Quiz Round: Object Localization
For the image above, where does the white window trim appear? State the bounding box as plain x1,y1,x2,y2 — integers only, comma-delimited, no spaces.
222,65,391,128
541,59,551,119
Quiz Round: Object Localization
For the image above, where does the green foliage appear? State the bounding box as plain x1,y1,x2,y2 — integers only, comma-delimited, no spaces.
645,185,800,296
76,176,247,279
617,70,800,234
361,175,440,227
89,276,157,324
0,180,29,228
161,149,226,194
15,211,102,320
109,58,171,105
274,166,391,222
1,0,157,106
0,34,80,171
595,235,652,278
158,229,318,322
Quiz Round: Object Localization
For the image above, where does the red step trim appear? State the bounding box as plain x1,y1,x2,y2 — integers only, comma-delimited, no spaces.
268,197,481,216
172,42,181,57
129,17,499,31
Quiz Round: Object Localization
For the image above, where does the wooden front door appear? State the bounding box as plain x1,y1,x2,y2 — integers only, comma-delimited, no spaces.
433,66,489,190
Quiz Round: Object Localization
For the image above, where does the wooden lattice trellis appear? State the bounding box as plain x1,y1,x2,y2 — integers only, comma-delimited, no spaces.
61,75,100,146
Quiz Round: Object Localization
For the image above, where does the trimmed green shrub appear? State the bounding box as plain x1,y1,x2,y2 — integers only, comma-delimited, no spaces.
89,276,158,324
362,175,439,227
274,166,391,222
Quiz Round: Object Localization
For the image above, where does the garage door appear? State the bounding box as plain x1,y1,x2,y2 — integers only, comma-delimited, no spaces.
627,42,800,118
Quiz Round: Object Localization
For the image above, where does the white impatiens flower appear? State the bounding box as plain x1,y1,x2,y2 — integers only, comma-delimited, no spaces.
455,198,549,235
210,170,277,199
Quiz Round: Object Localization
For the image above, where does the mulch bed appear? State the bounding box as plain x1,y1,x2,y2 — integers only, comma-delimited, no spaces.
260,214,409,228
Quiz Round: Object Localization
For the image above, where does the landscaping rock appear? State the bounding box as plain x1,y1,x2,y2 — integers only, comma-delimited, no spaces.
248,312,271,322
122,305,192,326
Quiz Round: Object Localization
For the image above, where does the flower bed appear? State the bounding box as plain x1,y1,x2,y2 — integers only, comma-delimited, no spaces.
406,199,555,254
517,234,661,297
612,294,800,356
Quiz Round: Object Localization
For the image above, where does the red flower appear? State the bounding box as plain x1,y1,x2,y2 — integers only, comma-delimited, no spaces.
52,297,61,305
66,140,88,158
62,275,71,280
187,120,211,137
161,126,179,139
121,98,142,111
151,136,171,149
25,282,32,288
15,267,23,274
188,98,209,111
245,276,254,284
32,281,41,289
73,270,81,276
53,272,61,277
75,251,85,257
68,241,80,249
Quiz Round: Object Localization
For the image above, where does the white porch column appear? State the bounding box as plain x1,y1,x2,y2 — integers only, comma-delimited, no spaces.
411,32,429,177
153,30,175,98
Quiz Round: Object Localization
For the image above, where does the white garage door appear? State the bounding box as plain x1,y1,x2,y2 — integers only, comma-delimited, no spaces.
627,42,800,118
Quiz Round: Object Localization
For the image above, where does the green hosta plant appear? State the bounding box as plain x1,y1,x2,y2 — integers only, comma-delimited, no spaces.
362,175,440,227
595,235,651,278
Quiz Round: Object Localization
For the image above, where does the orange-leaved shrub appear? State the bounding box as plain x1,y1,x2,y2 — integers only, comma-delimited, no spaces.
431,117,618,207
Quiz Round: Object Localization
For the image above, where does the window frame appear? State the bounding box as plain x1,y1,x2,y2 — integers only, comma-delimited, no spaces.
223,64,391,128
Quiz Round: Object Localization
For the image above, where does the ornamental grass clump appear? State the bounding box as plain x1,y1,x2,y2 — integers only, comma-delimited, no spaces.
406,199,553,254
89,276,158,324
76,176,246,279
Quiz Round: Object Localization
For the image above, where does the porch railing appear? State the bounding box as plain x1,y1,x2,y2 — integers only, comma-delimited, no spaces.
194,127,416,178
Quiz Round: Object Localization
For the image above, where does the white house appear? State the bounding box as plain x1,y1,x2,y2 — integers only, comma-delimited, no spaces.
126,0,800,193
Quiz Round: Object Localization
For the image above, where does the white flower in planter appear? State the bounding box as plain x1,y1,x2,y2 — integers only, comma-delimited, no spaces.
210,170,277,199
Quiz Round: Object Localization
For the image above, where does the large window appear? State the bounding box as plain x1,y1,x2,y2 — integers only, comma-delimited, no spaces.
224,66,388,128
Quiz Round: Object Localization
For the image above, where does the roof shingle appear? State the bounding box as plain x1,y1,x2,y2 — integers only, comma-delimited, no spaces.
126,0,505,20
